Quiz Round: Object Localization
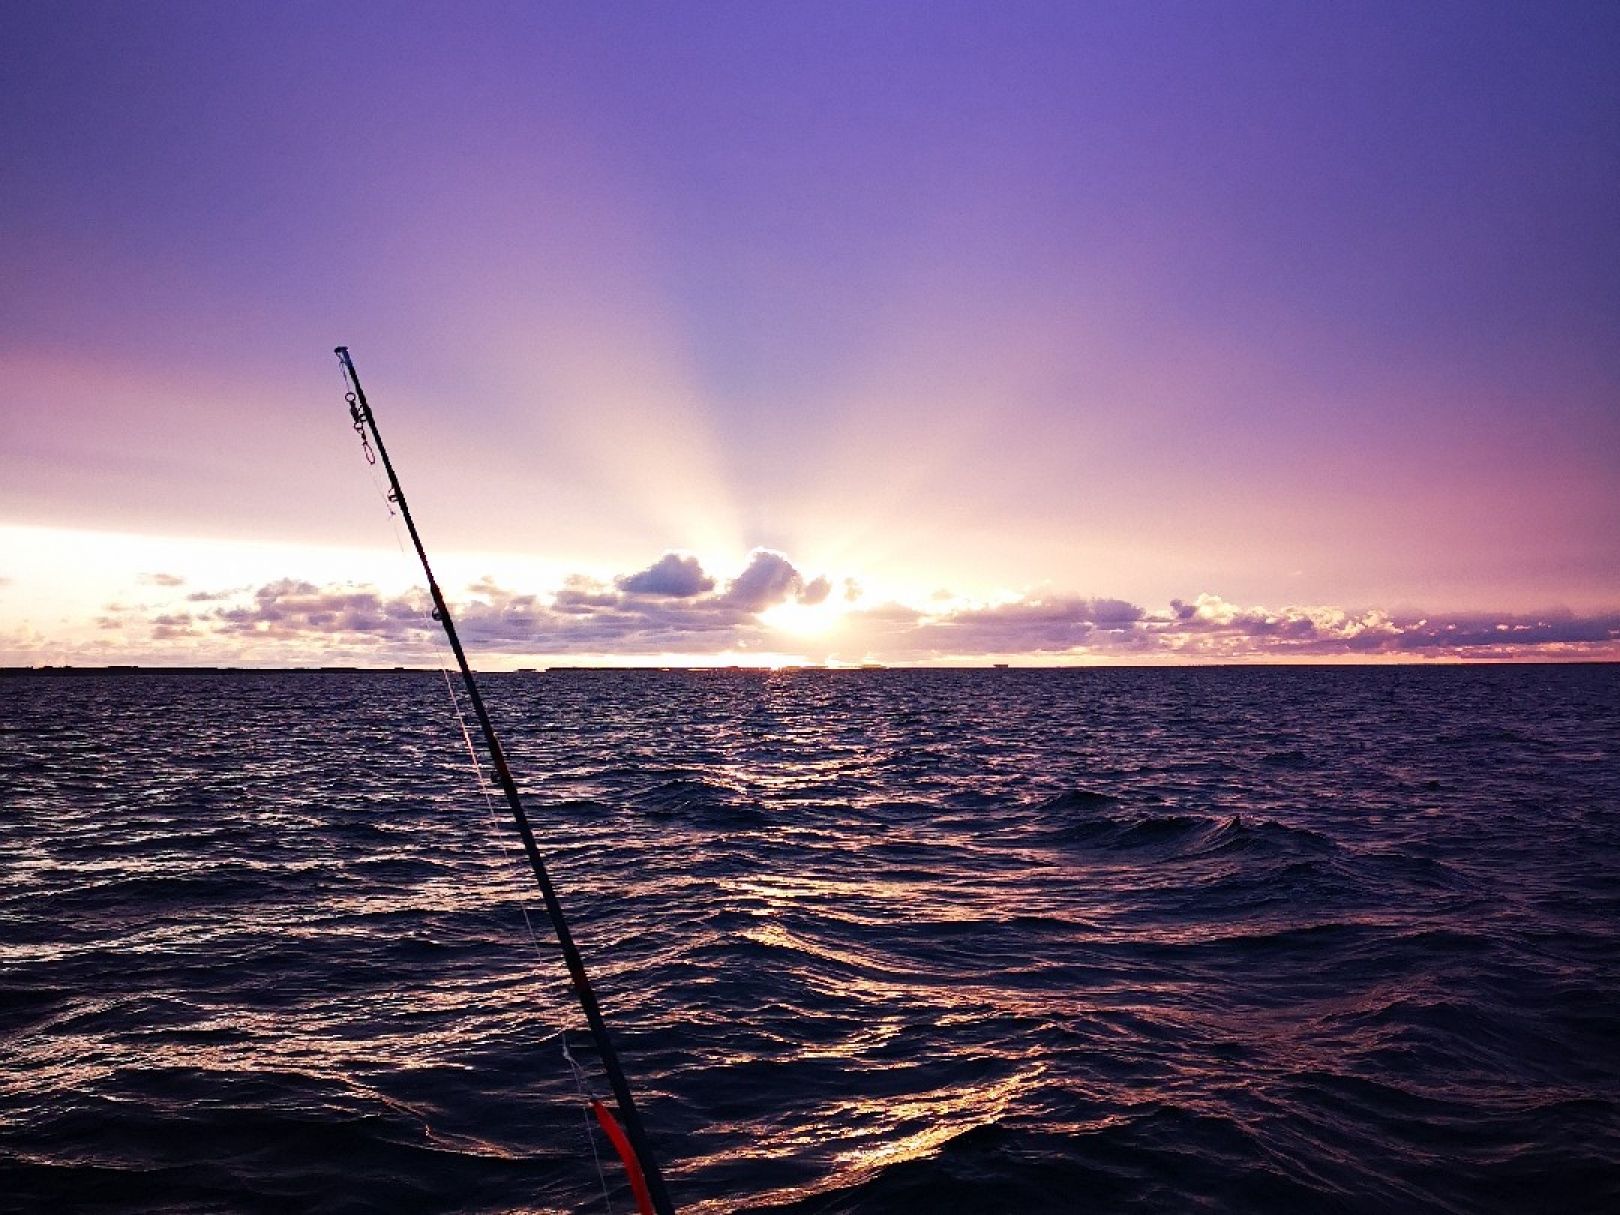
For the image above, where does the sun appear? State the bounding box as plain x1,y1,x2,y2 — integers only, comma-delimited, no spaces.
759,598,847,637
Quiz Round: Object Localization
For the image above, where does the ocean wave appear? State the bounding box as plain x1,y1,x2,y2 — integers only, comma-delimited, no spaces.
2,666,1618,1213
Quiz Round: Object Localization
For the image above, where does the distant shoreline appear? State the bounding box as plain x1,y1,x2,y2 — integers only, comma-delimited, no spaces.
3,660,1615,678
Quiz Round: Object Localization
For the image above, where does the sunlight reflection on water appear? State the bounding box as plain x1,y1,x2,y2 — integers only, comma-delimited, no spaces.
1,666,1617,1213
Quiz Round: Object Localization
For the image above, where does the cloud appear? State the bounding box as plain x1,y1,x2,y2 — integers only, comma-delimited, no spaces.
133,550,821,660
151,611,198,640
211,580,429,643
1384,610,1620,652
139,572,186,587
616,553,715,597
1141,595,1620,660
723,550,804,611
860,595,1149,658
843,592,1620,663
84,551,1620,666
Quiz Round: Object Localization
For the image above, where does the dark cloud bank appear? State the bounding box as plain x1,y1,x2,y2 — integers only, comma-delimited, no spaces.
145,552,1620,663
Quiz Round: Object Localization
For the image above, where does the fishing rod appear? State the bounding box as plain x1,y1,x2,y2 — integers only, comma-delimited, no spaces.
335,346,677,1215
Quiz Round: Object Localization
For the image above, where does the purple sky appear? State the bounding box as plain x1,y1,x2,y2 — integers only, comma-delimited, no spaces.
2,2,1617,665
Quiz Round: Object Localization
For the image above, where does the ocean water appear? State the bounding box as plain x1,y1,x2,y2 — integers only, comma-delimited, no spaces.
2,665,1617,1214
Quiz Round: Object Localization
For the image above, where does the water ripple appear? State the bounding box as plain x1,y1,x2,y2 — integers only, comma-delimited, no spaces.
1,666,1617,1212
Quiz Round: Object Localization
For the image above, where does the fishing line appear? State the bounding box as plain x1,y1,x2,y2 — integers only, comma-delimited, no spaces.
565,1032,618,1215
335,346,676,1215
347,396,541,953
399,506,616,1207
438,668,547,958
341,364,644,1215
438,668,619,1212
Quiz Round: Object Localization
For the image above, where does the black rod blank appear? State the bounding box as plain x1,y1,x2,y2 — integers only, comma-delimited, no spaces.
335,346,677,1215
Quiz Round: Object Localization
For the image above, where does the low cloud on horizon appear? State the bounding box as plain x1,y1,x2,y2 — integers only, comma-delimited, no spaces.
22,549,1620,667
